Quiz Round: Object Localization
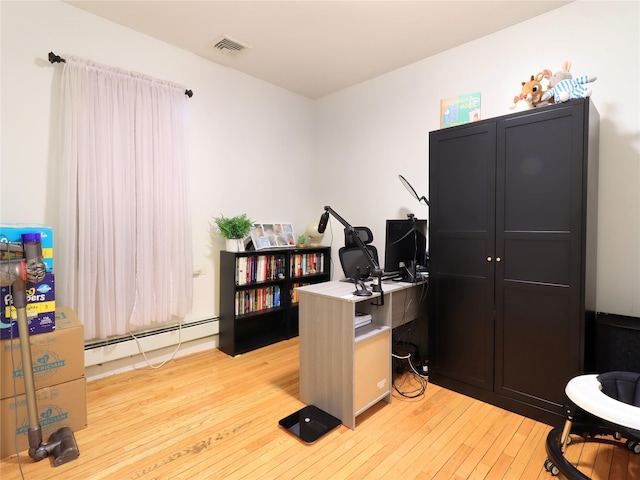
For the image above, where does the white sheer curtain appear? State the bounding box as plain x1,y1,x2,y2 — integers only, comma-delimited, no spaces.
57,56,193,340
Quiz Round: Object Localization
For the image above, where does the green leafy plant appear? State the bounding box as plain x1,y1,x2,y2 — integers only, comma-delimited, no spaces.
213,213,254,240
297,234,306,246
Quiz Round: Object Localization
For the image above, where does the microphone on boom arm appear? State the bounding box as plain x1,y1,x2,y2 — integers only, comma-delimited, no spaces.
317,205,384,301
317,209,330,234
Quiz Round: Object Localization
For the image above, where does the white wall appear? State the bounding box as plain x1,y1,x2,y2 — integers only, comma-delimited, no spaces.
316,0,640,317
0,0,317,327
1,0,639,342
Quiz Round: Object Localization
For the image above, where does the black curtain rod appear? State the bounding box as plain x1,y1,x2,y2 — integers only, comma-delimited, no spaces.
48,52,193,98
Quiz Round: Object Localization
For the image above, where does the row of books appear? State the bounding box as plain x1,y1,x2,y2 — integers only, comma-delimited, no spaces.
235,286,281,316
291,253,325,278
235,252,327,285
290,282,310,304
235,254,287,285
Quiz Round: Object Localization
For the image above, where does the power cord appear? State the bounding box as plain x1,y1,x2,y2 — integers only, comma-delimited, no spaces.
391,283,429,399
392,350,428,399
129,320,184,369
392,341,428,399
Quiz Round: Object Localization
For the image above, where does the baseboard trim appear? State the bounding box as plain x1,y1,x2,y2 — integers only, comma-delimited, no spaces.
84,318,219,380
86,333,219,381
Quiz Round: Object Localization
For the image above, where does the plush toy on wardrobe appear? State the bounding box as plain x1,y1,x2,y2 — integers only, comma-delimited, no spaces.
510,72,548,111
541,60,597,104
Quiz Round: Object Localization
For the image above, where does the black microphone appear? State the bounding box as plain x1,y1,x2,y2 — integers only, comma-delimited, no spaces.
317,211,330,234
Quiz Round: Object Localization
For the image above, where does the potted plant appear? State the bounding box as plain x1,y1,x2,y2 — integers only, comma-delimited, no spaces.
213,213,254,252
297,234,306,248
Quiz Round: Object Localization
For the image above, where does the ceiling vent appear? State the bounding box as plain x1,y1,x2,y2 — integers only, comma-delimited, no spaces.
212,35,250,57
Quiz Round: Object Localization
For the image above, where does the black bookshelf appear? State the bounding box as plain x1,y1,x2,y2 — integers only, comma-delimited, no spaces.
219,246,331,356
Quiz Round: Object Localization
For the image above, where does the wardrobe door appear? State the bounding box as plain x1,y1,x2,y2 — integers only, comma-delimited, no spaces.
494,102,587,412
429,123,496,390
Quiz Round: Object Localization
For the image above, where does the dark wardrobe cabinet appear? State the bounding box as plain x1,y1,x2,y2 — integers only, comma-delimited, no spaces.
428,99,599,426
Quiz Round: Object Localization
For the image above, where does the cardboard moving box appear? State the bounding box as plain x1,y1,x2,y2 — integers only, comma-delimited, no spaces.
1,306,84,399
1,377,87,459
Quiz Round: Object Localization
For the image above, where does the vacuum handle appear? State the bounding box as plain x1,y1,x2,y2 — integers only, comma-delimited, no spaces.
21,233,46,284
13,279,41,431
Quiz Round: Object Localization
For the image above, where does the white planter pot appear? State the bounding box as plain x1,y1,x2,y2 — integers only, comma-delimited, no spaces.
226,238,245,252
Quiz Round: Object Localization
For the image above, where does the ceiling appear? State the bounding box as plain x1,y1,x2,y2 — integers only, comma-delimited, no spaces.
64,1,572,99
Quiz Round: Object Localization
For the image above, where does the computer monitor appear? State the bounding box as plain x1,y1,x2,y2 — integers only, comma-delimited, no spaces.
384,218,427,281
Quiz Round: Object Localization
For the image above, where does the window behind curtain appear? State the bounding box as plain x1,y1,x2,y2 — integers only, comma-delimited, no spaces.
57,56,193,341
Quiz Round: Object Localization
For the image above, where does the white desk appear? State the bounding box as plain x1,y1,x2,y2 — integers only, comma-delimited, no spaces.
296,279,425,429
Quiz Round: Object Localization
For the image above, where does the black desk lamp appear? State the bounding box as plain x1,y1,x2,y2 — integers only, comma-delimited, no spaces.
317,206,384,301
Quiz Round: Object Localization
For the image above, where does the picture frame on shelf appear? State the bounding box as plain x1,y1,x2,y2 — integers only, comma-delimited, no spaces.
251,223,296,250
440,91,481,128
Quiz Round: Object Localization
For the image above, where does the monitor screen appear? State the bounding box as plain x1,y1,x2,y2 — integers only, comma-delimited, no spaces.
384,218,427,278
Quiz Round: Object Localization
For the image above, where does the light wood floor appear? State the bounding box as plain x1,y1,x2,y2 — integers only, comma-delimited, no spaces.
1,338,638,479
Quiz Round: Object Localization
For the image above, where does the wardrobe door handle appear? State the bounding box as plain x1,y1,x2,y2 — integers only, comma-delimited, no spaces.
487,256,492,262
496,257,502,262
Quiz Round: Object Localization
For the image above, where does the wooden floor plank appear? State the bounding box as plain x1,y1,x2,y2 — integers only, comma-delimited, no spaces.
1,337,636,479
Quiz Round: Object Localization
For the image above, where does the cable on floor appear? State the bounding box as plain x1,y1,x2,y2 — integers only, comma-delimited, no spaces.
392,343,428,399
129,320,184,369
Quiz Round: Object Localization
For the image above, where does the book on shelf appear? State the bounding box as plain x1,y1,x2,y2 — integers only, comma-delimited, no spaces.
236,257,247,285
354,311,372,329
291,252,325,278
234,285,281,315
290,282,310,304
235,254,287,285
